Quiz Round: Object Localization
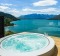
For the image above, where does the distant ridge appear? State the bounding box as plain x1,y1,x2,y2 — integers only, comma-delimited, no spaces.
19,14,55,19
49,14,60,20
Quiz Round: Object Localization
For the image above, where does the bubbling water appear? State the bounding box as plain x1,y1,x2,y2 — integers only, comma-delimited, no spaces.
1,33,49,52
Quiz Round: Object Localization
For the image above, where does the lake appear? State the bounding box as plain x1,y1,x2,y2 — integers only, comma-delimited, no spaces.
5,20,60,37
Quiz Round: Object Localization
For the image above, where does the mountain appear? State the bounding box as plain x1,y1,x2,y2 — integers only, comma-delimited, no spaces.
0,12,18,20
19,14,55,19
0,12,18,26
49,14,60,20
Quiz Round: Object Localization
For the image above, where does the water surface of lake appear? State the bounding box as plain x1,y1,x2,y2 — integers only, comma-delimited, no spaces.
5,20,60,37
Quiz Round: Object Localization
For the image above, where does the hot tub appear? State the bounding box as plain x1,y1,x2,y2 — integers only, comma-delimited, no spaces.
0,32,55,56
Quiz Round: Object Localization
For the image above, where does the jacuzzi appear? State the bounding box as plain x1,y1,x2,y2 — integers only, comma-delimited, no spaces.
0,32,55,56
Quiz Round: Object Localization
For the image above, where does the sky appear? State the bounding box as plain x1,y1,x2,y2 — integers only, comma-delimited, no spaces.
0,0,60,17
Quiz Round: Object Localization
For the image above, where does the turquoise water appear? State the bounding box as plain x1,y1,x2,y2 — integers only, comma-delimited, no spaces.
1,33,48,52
5,20,60,37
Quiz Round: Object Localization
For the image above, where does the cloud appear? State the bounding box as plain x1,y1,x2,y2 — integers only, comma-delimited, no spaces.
8,9,21,17
22,8,57,12
0,3,13,6
10,9,19,13
0,5,19,16
22,8,33,11
33,0,58,6
0,5,59,17
10,9,33,17
0,5,20,17
0,5,10,11
40,8,57,12
22,7,60,15
0,3,17,7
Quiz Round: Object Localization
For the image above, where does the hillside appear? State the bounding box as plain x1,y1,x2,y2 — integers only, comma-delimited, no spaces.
19,14,55,19
0,12,18,26
49,14,60,20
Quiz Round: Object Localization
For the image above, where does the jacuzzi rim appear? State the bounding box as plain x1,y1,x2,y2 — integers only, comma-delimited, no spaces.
0,33,49,51
0,32,55,56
